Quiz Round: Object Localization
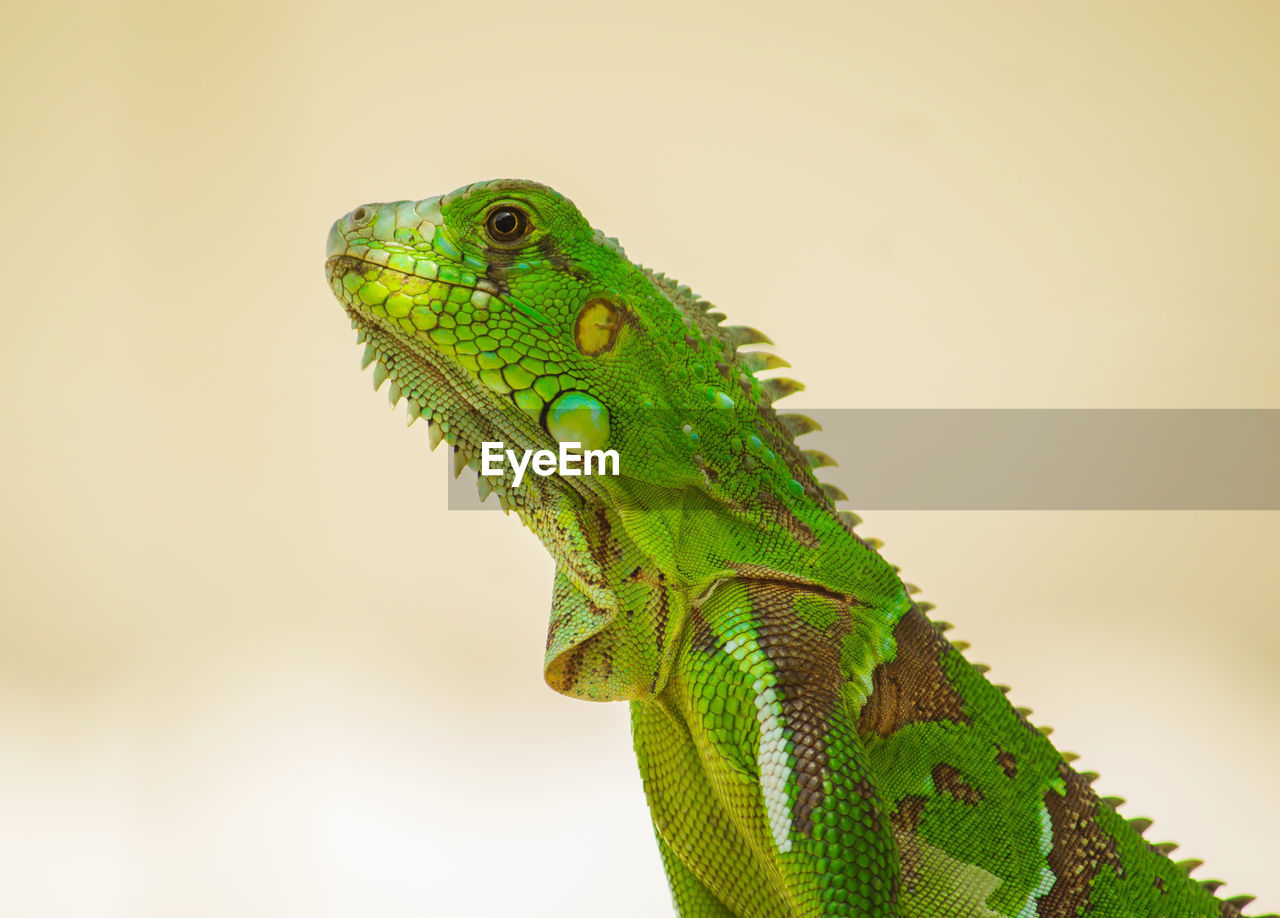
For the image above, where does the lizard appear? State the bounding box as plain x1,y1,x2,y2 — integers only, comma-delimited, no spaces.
323,179,1271,917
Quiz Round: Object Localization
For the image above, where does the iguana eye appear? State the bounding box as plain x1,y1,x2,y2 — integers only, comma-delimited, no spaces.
485,206,531,244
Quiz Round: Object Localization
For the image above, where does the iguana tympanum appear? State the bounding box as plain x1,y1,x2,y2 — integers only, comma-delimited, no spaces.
324,180,1266,917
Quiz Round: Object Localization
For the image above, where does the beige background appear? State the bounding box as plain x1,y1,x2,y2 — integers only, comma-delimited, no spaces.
2,1,1278,915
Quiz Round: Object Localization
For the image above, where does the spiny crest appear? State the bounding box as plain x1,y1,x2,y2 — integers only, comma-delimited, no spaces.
639,266,906,559
916,609,1273,915
1033,731,1273,915
640,267,801,406
639,265,846,495
1122,817,1271,913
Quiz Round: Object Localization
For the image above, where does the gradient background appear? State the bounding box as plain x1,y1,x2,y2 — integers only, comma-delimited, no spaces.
2,2,1278,915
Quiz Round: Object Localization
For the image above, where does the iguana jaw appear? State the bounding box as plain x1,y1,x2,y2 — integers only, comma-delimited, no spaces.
328,256,604,511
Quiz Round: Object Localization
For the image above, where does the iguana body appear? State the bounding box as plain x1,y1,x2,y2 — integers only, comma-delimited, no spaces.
324,180,1265,917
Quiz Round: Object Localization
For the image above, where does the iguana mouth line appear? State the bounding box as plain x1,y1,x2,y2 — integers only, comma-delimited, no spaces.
323,253,502,297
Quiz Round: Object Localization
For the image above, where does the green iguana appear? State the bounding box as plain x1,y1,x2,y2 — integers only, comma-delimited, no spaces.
324,180,1269,917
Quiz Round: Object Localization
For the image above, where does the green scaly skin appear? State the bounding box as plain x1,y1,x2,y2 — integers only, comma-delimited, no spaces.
324,180,1267,917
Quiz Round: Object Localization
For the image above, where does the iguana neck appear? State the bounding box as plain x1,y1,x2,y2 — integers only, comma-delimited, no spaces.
604,475,907,607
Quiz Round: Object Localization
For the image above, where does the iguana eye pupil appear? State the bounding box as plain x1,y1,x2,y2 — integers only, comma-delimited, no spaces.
485,207,530,243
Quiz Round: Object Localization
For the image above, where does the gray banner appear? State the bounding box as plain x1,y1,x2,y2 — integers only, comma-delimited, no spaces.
448,409,1280,510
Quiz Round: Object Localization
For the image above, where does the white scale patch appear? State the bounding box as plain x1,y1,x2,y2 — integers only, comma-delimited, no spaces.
755,685,793,853
725,619,795,854
1015,805,1056,918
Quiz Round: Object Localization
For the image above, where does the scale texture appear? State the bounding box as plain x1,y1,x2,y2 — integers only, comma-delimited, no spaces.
324,180,1268,917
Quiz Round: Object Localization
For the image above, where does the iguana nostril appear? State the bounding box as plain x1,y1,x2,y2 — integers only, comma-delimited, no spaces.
352,206,371,224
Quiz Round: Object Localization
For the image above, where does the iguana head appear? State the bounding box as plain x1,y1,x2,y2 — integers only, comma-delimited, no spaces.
325,180,886,593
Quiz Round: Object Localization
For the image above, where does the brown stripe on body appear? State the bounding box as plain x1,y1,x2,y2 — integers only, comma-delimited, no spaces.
859,605,971,737
754,489,820,549
1037,762,1124,917
730,564,859,601
996,748,1019,778
645,583,672,693
586,506,624,569
932,763,983,805
743,579,854,835
689,599,718,655
650,585,670,654
890,796,929,895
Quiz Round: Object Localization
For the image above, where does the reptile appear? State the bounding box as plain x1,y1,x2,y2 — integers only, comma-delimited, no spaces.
323,179,1270,917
